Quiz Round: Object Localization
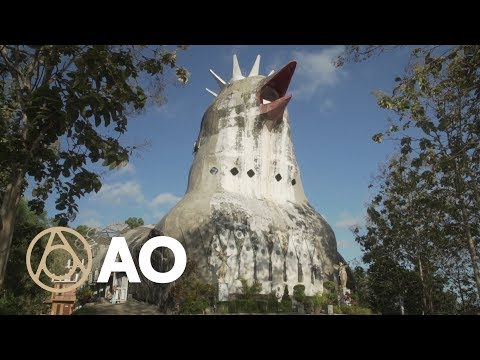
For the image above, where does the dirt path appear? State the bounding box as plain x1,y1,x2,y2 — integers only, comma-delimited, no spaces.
74,299,162,315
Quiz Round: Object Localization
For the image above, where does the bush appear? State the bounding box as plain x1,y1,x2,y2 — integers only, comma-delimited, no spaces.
312,292,337,306
239,279,262,299
279,300,292,313
282,285,290,301
256,300,268,313
77,285,93,305
0,291,48,315
235,299,258,313
267,299,279,313
293,284,306,302
312,292,338,313
323,281,336,292
180,300,209,314
338,305,373,315
168,260,216,313
216,301,229,314
303,297,314,314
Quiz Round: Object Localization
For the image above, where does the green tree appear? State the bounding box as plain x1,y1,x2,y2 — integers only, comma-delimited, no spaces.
76,284,93,306
0,45,189,289
351,266,372,308
125,217,144,229
0,198,50,314
353,157,460,314
370,46,480,302
339,45,480,309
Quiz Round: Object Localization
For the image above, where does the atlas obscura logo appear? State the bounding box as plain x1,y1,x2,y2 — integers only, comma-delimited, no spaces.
26,227,187,293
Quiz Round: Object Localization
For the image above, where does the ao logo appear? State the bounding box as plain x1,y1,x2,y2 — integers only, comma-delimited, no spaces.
26,227,187,293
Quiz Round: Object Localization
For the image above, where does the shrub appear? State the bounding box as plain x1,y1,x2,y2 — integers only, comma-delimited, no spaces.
168,260,216,313
303,297,314,314
256,300,268,313
228,301,237,313
239,279,262,299
267,299,279,313
216,301,229,314
312,292,338,313
293,284,306,302
235,299,258,313
77,285,94,305
282,285,290,301
323,281,336,292
339,305,373,315
180,300,209,314
279,300,292,313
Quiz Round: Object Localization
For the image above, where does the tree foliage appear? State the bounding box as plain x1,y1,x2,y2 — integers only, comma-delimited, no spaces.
0,198,50,314
344,45,480,313
125,217,144,229
0,45,189,289
352,160,458,314
166,260,215,314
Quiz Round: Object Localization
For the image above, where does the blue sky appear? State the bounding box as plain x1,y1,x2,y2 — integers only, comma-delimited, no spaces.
44,45,414,265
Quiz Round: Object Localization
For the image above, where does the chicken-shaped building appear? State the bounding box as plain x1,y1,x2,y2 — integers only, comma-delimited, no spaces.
128,55,341,305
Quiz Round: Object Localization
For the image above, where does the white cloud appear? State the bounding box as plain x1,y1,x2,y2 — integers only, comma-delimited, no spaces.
88,179,181,225
143,210,166,226
292,46,345,99
145,193,181,224
94,181,145,205
151,193,181,207
335,211,361,230
266,54,287,77
116,162,136,175
81,218,102,228
153,103,175,119
75,209,103,228
337,239,351,250
318,98,335,112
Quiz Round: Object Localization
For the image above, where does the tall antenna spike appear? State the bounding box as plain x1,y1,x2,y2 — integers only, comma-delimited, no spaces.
248,55,261,77
206,88,217,97
209,69,226,89
232,54,244,81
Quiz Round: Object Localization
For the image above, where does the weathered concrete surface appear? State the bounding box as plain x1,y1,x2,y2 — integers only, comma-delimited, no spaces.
127,57,341,308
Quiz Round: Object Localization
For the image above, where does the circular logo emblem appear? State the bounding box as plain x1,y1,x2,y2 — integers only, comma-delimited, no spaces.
26,227,92,293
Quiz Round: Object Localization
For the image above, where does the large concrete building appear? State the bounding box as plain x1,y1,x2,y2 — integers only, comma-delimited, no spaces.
127,55,342,306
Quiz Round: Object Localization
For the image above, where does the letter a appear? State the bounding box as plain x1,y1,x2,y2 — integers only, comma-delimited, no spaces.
97,237,141,283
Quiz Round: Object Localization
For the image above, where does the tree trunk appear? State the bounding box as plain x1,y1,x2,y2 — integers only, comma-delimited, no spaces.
460,202,480,303
0,169,25,290
417,256,428,315
423,261,434,314
456,267,465,312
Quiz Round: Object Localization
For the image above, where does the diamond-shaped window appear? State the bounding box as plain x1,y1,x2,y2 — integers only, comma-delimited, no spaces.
275,173,282,182
247,169,255,178
230,167,239,176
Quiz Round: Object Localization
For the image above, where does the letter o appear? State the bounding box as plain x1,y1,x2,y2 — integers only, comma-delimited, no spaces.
138,236,187,283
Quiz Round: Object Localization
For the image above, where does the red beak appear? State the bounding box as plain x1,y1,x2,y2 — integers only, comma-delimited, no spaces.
258,60,296,124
